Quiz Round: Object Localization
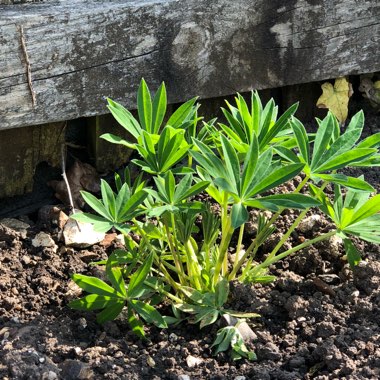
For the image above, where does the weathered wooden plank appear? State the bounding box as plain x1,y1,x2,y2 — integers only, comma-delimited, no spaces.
0,0,379,130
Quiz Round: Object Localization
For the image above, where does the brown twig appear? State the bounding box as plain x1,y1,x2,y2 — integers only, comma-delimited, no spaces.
19,25,37,107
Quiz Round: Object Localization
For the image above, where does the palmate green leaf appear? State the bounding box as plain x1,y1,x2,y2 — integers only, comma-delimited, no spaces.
220,135,241,194
69,294,118,311
310,112,335,170
313,174,374,192
235,93,253,139
97,300,125,324
130,299,167,328
231,203,249,229
248,163,304,197
80,191,113,221
274,146,300,163
215,278,229,308
176,180,210,203
114,183,131,219
241,133,259,197
343,238,362,268
117,189,148,221
158,127,189,173
100,133,136,149
251,91,263,135
178,181,210,201
127,308,145,338
309,183,335,220
242,148,273,197
199,310,220,329
101,179,116,219
163,170,176,203
259,102,298,150
342,183,371,211
71,274,123,297
313,148,376,172
196,167,225,204
218,122,245,146
128,253,154,298
106,252,127,298
244,194,320,211
348,194,380,226
167,97,198,129
107,98,141,140
137,78,153,132
151,82,167,134
191,139,226,179
179,286,210,305
290,117,310,163
222,107,246,143
344,215,380,244
350,155,380,167
258,99,277,142
356,132,380,149
316,113,364,165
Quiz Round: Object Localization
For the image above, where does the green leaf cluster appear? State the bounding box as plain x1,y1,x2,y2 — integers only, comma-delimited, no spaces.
69,80,380,361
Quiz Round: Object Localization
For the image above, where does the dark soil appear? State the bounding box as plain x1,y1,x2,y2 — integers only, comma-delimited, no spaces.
0,108,379,380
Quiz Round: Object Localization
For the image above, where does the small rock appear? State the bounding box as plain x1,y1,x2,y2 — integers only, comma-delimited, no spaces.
115,234,125,245
328,235,343,257
288,355,305,368
146,356,156,367
63,217,105,248
41,371,59,380
60,359,93,379
22,255,31,265
77,317,87,330
222,314,257,342
169,333,178,342
234,377,247,380
258,342,281,361
186,355,203,368
297,214,321,233
32,232,58,252
0,218,30,238
178,375,191,380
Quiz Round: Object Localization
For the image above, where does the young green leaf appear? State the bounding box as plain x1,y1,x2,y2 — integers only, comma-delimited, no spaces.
106,252,127,298
71,274,122,297
137,78,153,132
128,253,154,298
130,299,167,328
343,238,362,268
167,97,198,129
96,300,125,324
151,82,167,134
215,278,229,308
106,98,142,139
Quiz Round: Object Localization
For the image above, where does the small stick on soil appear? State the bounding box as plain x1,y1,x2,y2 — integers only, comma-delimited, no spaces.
19,25,37,107
61,144,81,231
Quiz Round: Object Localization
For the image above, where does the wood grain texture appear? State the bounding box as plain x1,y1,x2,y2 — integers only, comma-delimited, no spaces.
0,0,379,130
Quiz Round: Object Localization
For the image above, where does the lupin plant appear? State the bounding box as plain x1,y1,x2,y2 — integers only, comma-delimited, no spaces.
69,80,380,360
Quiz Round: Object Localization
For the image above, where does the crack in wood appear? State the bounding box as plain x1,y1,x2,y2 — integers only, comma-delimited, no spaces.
19,24,37,107
32,48,162,83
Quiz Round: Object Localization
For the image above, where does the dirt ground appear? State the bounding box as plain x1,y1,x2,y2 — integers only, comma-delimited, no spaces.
0,110,379,380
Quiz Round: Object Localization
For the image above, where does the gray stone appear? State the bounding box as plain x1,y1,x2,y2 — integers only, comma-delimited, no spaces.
63,217,105,248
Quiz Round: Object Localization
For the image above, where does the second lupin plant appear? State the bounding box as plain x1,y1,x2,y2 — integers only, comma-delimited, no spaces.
69,79,380,360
